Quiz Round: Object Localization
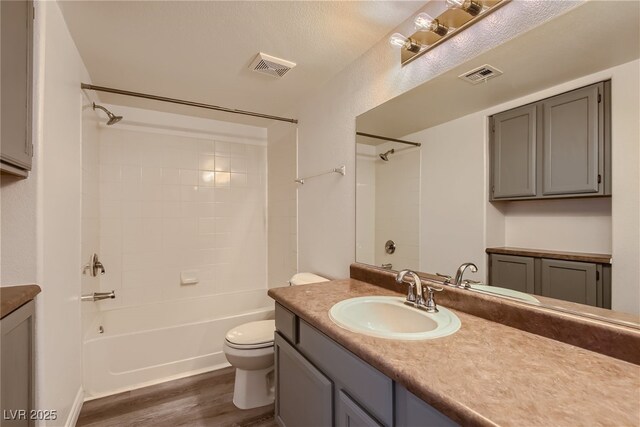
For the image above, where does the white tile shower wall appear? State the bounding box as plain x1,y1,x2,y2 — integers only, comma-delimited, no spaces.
374,143,420,270
81,98,101,335
355,144,376,265
98,127,267,309
267,123,297,287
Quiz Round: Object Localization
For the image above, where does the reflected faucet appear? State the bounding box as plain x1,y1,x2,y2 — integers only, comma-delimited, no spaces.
452,263,478,288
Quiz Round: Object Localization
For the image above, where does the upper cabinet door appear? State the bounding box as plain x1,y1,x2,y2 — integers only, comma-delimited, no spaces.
1,0,34,176
491,104,537,199
542,83,602,196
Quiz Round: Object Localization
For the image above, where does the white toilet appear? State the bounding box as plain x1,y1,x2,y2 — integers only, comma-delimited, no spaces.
223,272,329,409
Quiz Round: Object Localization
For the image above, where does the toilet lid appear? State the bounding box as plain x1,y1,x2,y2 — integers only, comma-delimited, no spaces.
225,320,275,347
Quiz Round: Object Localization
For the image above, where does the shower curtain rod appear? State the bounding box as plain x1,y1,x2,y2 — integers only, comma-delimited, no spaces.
356,132,421,147
80,83,298,124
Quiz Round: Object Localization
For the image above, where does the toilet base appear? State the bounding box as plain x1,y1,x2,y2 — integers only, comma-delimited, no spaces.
232,366,275,409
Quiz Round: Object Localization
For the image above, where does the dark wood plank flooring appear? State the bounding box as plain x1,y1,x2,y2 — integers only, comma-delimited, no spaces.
77,367,276,427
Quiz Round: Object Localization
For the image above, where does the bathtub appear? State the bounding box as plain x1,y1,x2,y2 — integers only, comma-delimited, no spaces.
83,289,274,399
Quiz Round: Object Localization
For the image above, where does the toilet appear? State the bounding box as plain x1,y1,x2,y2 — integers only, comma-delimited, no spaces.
223,273,329,409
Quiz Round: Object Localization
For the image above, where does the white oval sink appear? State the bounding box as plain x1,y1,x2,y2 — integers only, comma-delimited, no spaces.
470,284,540,303
329,296,460,340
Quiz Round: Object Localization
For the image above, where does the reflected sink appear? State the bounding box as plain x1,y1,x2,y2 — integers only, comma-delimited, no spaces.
329,296,460,340
470,284,540,303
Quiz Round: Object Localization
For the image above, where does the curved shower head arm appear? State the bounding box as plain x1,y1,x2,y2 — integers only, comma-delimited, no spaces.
92,102,122,125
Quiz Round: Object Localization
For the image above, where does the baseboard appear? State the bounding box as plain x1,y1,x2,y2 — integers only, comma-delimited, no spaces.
65,387,84,427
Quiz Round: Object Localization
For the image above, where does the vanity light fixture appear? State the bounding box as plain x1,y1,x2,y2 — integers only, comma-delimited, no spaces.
393,0,509,66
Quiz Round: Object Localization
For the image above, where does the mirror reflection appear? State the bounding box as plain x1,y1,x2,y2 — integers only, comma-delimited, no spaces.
355,0,639,324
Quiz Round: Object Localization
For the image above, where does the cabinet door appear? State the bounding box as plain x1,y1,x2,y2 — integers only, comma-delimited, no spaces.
275,333,332,427
395,385,458,427
542,83,602,196
541,259,599,307
489,254,535,294
1,0,34,174
337,391,381,427
490,104,537,199
1,301,35,427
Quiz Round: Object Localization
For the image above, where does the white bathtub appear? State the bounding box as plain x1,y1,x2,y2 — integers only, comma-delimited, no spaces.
83,289,274,399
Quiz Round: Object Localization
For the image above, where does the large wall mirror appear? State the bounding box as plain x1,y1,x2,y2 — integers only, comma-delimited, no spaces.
355,1,639,326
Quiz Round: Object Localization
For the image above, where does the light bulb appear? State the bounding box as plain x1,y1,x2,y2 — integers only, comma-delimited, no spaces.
389,33,410,49
414,12,449,37
445,0,482,16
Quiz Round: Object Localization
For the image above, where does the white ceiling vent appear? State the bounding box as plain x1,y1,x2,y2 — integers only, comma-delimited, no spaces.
249,53,296,78
458,64,503,85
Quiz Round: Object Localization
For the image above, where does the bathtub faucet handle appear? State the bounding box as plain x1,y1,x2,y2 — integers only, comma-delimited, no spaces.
81,291,116,302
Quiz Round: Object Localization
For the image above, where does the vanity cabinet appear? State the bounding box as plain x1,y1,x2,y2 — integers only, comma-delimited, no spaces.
274,303,458,427
1,300,35,427
0,0,34,177
488,253,611,308
489,81,610,201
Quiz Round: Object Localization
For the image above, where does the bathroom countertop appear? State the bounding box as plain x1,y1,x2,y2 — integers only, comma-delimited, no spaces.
1,284,41,319
268,279,640,427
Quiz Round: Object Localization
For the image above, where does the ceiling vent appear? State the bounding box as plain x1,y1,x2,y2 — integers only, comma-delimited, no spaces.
249,53,296,78
458,64,503,85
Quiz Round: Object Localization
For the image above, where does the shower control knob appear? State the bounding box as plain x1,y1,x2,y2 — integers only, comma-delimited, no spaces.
385,240,396,254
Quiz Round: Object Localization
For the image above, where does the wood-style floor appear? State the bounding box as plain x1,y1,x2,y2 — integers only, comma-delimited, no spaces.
77,367,276,427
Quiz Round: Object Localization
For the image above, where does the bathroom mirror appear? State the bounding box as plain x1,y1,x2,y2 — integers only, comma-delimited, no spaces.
355,1,640,326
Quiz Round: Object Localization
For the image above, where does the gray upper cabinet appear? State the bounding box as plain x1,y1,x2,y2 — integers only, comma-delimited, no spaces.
490,81,610,201
542,83,602,196
490,104,537,199
1,0,34,177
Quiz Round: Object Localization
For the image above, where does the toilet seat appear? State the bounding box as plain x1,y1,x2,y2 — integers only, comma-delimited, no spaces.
225,320,275,350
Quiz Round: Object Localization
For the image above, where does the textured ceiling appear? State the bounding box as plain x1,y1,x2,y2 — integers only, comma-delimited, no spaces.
357,0,640,139
59,0,426,126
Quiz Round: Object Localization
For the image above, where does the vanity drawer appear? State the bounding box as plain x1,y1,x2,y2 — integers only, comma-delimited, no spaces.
275,303,297,344
298,320,393,426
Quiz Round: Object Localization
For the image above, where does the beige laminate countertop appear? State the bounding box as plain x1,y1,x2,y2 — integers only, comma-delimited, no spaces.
268,279,640,427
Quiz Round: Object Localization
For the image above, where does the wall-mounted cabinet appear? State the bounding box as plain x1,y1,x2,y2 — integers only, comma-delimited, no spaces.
488,251,611,309
1,0,34,177
490,81,610,201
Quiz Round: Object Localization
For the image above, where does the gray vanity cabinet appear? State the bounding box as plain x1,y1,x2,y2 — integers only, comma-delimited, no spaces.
275,333,333,427
0,0,34,177
541,83,603,196
489,81,610,201
489,254,535,294
540,259,600,307
274,303,458,427
491,104,537,199
1,300,35,427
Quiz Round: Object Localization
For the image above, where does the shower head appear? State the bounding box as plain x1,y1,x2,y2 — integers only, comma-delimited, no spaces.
93,102,123,125
379,149,395,161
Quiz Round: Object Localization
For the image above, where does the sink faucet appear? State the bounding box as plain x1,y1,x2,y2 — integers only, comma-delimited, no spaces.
395,269,443,312
452,262,478,288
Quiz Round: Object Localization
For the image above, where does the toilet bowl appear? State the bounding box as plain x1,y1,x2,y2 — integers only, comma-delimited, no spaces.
223,273,329,409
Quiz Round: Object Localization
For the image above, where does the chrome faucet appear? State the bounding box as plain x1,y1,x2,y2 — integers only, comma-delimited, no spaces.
395,269,443,312
452,262,478,288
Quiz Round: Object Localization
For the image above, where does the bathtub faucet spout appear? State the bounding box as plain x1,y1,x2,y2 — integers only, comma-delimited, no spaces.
81,291,116,302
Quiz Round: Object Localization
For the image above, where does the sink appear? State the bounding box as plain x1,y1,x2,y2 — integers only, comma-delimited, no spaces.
329,296,460,340
470,284,540,303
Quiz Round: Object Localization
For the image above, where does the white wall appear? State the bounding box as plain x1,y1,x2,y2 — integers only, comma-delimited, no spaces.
36,1,90,424
267,122,298,287
295,1,581,279
96,108,268,310
355,144,376,265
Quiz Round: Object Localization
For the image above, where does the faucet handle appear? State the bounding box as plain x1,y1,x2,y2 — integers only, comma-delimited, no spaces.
435,273,452,284
421,285,442,313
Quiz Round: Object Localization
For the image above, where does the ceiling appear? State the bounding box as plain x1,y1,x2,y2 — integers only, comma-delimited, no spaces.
356,0,640,140
59,1,425,127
